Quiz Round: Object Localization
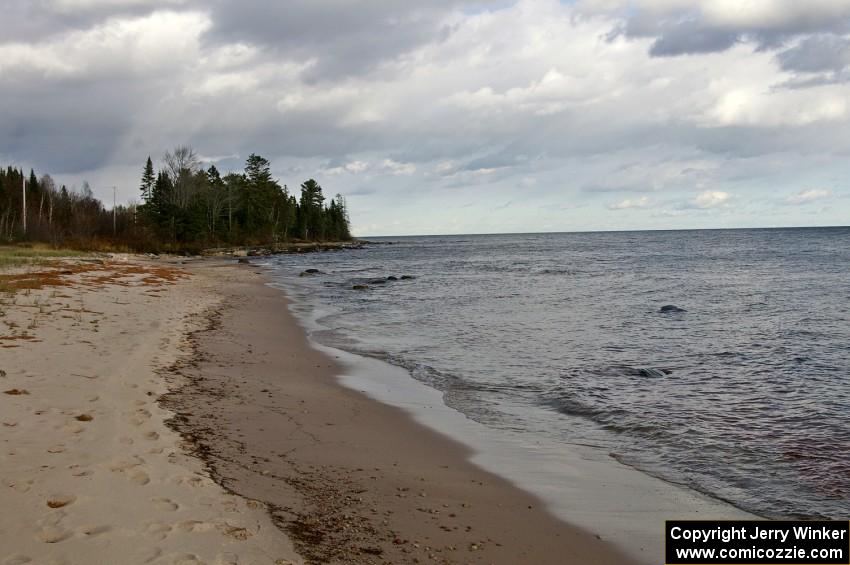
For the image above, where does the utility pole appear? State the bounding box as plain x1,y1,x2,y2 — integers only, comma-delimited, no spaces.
22,172,26,234
112,186,117,236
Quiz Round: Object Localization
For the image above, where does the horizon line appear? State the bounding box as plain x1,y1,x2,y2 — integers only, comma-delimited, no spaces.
356,224,850,239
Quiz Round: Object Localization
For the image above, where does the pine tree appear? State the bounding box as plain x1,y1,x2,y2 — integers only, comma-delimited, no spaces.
140,157,155,201
28,169,39,193
244,154,272,186
298,179,325,240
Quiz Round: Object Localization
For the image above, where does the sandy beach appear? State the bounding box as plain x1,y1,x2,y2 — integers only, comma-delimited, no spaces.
0,258,300,565
1,256,637,564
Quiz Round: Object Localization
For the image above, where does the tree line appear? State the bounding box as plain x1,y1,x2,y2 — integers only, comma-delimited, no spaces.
0,147,351,251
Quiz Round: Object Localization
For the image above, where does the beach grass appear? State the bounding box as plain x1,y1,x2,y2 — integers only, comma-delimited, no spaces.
0,244,88,269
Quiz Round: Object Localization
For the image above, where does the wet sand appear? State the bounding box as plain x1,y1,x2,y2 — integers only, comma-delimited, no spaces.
168,261,638,565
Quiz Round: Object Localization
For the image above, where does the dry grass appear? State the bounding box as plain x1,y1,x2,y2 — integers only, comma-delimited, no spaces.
0,244,87,268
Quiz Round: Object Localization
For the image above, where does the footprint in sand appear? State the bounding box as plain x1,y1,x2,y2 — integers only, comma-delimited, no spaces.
175,476,211,489
78,525,112,537
144,431,160,441
36,526,72,544
171,554,206,565
176,520,216,533
219,524,252,541
3,556,32,565
216,554,239,565
64,423,85,435
130,409,152,426
4,478,34,493
46,495,76,509
134,547,162,563
130,470,151,485
142,521,172,541
107,454,145,472
150,497,179,512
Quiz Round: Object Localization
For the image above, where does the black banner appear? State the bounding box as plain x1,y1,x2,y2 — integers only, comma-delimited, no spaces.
666,520,849,564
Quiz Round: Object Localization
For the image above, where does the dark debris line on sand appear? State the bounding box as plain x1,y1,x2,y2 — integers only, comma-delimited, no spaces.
157,299,431,564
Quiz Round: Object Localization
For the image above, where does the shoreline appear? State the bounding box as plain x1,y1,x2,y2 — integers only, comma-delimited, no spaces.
270,264,756,563
172,261,638,564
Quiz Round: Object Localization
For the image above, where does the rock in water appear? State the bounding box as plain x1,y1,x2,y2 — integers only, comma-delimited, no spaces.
305,268,321,273
400,275,415,280
659,305,686,313
352,284,369,291
386,276,398,281
237,258,251,264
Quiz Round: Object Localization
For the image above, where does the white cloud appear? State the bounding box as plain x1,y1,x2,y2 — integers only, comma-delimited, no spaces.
609,196,652,210
380,159,417,175
700,1,850,29
693,190,731,208
707,84,849,127
786,188,832,204
0,10,210,77
324,158,415,177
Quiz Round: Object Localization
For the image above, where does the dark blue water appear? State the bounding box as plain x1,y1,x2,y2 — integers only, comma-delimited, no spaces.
267,228,850,520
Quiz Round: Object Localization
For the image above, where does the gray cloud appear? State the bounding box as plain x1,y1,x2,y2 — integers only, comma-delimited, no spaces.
601,1,850,61
648,21,739,57
777,34,850,73
200,0,498,81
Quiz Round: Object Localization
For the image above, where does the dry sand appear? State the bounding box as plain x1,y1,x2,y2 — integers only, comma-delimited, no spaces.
0,258,299,565
168,261,638,565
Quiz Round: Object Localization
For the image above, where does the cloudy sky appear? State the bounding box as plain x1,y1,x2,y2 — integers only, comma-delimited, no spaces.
2,0,849,235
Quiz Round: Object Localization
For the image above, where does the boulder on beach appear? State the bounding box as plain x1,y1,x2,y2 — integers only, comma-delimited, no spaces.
659,305,686,313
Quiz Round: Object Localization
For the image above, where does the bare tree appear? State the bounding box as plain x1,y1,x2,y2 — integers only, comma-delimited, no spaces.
40,174,56,227
163,145,200,209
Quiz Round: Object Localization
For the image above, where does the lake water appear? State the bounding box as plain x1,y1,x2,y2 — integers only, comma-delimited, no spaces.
265,228,850,520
